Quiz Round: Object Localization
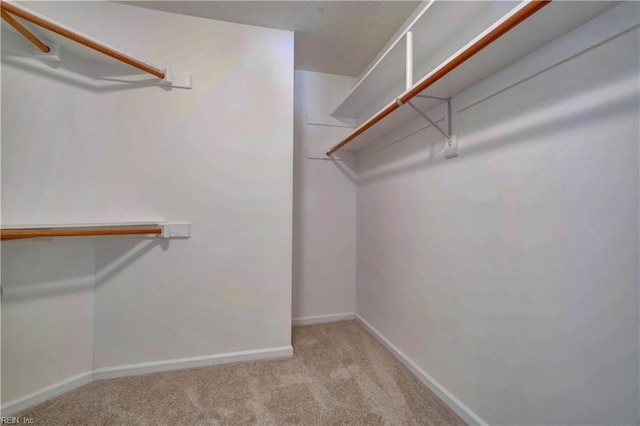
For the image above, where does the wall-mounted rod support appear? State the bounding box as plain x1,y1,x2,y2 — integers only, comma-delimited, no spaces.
446,95,452,138
402,99,451,140
0,227,162,241
1,9,50,52
0,1,165,79
406,31,413,90
326,0,550,156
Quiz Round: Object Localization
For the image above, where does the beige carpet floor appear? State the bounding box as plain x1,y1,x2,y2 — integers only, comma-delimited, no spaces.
18,320,464,425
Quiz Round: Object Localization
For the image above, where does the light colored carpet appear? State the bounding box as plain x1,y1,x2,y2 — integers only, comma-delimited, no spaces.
18,320,464,425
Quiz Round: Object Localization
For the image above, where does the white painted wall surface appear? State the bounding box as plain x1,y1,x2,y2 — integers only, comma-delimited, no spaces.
1,240,94,402
293,70,357,321
2,0,293,401
356,19,639,426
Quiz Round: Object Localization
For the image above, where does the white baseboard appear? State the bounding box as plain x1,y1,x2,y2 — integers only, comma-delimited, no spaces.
93,346,293,380
355,315,487,426
1,371,93,417
292,313,355,326
2,346,293,415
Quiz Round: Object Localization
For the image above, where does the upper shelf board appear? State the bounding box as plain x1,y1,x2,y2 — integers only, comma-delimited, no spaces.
331,1,618,123
336,0,620,153
331,0,516,120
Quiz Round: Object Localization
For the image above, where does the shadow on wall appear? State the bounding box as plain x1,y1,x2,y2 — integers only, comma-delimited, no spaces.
460,72,639,160
1,237,168,302
330,156,358,185
357,124,441,186
358,72,639,186
94,237,168,287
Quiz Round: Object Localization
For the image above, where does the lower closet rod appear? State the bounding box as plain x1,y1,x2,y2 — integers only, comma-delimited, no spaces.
1,227,162,241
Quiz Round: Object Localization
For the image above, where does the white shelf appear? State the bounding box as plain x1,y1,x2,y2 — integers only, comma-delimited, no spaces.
331,1,519,121
332,0,620,153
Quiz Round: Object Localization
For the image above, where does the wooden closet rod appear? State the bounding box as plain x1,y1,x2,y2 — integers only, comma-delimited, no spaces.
0,1,165,80
1,9,50,53
326,0,551,156
1,227,162,241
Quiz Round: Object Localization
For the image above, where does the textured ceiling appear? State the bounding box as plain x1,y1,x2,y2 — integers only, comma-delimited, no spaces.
117,1,421,77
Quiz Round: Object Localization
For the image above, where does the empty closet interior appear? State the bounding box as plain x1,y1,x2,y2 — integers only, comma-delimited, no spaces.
1,1,638,424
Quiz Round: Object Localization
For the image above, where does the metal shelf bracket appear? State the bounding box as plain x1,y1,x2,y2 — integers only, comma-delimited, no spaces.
396,95,458,158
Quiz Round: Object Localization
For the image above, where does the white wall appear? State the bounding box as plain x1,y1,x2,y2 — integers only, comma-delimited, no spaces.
293,70,357,321
356,15,639,426
2,0,293,402
1,239,95,403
